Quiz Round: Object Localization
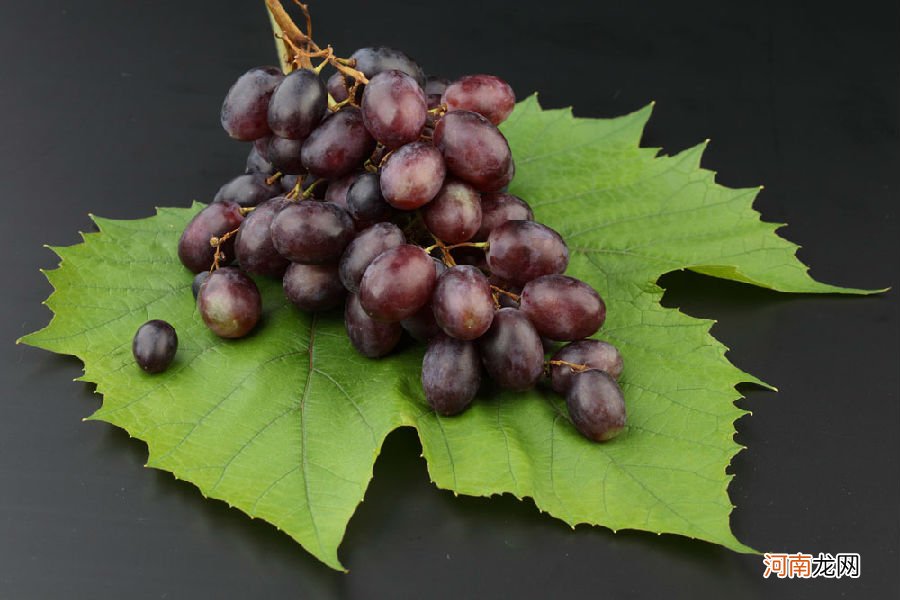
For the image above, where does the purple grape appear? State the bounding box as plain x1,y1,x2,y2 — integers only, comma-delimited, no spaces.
197,267,262,338
442,75,516,125
220,66,284,140
345,293,403,358
267,136,306,175
433,110,512,192
178,201,244,273
350,47,426,88
432,266,494,340
338,222,406,293
361,70,427,148
520,275,606,341
324,172,360,210
254,136,271,160
478,308,544,391
422,334,481,416
327,72,350,103
422,179,482,244
283,263,346,311
475,192,533,241
400,303,440,342
380,141,446,210
191,271,210,299
359,244,436,322
234,196,290,277
425,76,449,111
214,173,280,208
246,143,275,176
301,107,376,179
270,201,355,264
566,370,626,442
267,68,327,140
486,220,569,287
132,320,177,374
346,172,394,223
550,340,624,394
425,76,450,96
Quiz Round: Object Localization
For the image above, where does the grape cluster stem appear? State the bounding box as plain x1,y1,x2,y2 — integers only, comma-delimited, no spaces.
266,0,368,87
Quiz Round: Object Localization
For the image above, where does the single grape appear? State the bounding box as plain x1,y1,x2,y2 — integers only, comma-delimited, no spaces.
566,370,626,442
424,75,450,96
345,293,403,358
350,47,426,88
253,136,271,160
475,192,533,241
326,72,350,103
380,141,445,210
220,66,283,140
283,263,346,312
433,110,512,192
400,302,440,342
550,340,624,394
520,275,606,341
267,136,306,175
338,223,406,293
132,320,177,374
422,179,482,244
424,78,446,110
213,173,280,208
246,143,275,176
478,307,544,391
271,201,355,264
197,267,262,338
359,244,436,322
301,107,375,178
346,172,394,223
324,172,360,210
432,265,494,340
191,271,210,300
178,201,244,273
267,68,327,139
234,196,290,277
442,75,516,125
422,334,481,416
486,220,569,286
361,70,427,148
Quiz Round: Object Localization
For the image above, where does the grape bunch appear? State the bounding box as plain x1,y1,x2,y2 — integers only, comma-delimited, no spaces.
160,5,626,443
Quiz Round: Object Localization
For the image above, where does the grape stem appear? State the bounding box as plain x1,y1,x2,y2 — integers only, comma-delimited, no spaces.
266,0,369,85
445,241,489,251
490,285,519,302
548,359,591,373
423,236,457,267
266,171,284,186
209,227,240,271
239,206,256,216
378,149,395,167
301,178,325,199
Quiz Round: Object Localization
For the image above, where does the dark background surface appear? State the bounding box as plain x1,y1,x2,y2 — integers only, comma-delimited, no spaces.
1,0,897,598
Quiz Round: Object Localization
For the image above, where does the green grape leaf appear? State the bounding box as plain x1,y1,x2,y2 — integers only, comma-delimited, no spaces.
20,95,869,571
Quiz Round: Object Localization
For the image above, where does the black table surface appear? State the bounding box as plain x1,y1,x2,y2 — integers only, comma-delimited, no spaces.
1,1,897,598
